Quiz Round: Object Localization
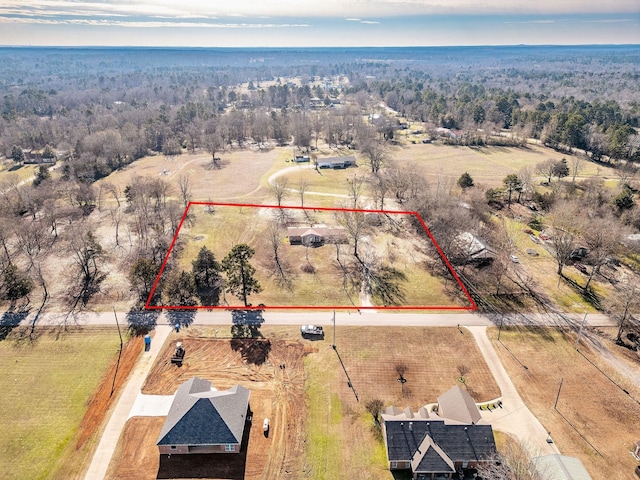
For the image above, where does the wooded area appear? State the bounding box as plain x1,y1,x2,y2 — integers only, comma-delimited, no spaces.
0,46,639,344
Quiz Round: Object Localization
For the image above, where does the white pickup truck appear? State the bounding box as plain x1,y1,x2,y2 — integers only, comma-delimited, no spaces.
300,325,324,337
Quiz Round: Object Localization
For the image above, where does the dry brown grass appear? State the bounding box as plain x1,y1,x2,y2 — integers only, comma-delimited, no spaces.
389,142,618,188
106,326,500,480
167,204,466,309
489,326,640,479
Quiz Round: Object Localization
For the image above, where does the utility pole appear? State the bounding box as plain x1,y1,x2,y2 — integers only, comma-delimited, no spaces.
554,377,564,410
111,307,124,397
332,310,336,348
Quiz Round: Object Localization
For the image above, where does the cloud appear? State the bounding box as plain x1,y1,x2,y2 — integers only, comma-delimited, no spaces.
579,18,634,23
360,20,380,24
503,19,561,24
0,15,310,28
0,0,637,24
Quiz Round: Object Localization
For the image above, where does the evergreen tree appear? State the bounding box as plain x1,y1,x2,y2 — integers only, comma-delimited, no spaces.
2,263,33,306
457,172,474,190
222,244,262,307
191,246,222,306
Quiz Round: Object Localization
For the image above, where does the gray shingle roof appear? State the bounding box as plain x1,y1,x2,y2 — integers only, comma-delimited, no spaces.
157,378,250,447
384,420,495,472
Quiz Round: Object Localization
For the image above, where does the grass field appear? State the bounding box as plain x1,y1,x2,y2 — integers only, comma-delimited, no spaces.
0,160,39,186
304,327,501,479
489,326,640,479
394,143,618,188
0,327,122,480
163,204,467,309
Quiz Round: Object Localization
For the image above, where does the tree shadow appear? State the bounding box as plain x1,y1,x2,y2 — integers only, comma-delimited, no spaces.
0,308,30,341
560,274,601,309
157,406,252,479
126,307,160,336
167,309,196,330
229,309,270,365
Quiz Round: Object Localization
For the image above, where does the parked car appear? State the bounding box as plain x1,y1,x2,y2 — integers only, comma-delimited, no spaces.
522,228,534,235
529,234,539,244
263,418,269,432
539,234,551,241
510,255,520,263
526,248,539,256
574,263,588,274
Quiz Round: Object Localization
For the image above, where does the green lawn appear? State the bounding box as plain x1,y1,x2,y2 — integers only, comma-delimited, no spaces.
0,327,121,480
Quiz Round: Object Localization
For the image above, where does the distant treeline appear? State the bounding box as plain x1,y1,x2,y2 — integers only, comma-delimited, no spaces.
0,45,638,184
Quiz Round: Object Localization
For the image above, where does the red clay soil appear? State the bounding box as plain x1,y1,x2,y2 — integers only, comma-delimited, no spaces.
75,334,144,449
108,332,313,480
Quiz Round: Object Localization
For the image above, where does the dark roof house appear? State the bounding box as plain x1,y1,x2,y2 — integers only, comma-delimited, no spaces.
381,385,496,479
316,155,356,169
157,377,250,455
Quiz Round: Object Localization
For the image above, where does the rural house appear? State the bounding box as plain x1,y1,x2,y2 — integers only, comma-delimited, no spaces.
157,377,250,455
451,232,497,264
316,155,356,169
287,225,348,246
381,385,496,479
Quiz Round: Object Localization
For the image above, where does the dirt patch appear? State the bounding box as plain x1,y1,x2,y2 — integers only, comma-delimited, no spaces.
108,328,313,480
75,334,143,449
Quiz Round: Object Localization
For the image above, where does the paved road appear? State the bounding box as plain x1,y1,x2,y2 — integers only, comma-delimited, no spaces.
22,309,616,328
470,326,559,456
40,309,611,479
83,325,172,480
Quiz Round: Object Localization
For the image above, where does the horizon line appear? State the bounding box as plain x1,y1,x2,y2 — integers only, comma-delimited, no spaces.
0,43,638,49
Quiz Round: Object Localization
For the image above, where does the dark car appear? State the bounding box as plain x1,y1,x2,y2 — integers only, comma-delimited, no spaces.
574,263,588,274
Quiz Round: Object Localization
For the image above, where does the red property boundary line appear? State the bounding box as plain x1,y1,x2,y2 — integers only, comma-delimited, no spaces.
145,202,477,311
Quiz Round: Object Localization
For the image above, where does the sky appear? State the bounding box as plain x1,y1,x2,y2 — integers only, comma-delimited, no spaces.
0,0,638,47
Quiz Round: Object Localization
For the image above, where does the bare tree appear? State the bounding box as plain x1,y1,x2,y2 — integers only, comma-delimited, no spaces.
536,159,557,184
297,176,308,208
66,226,108,312
360,138,387,175
270,177,289,208
368,171,390,210
582,215,625,292
178,174,192,209
103,182,121,208
570,155,583,183
548,201,581,276
603,284,640,344
476,438,550,480
346,174,366,209
365,398,384,425
204,127,225,169
266,220,293,289
310,113,324,150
